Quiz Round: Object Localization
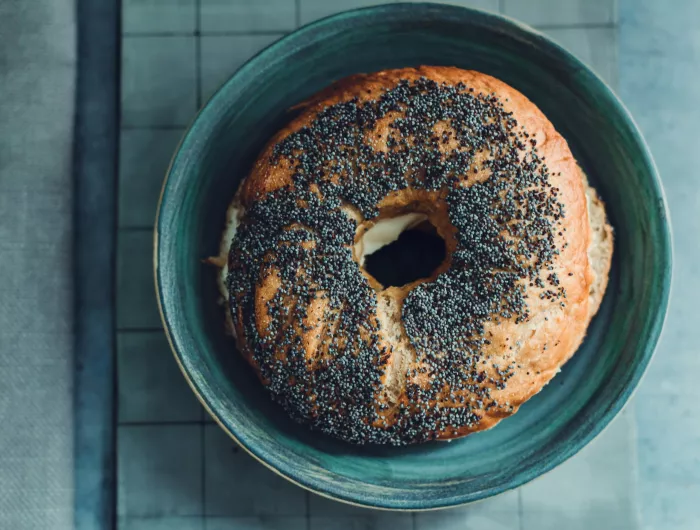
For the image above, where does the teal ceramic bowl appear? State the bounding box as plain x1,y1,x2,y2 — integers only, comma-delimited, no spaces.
155,3,671,509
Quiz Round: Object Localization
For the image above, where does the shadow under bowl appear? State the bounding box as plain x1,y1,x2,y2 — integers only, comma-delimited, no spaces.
155,3,671,510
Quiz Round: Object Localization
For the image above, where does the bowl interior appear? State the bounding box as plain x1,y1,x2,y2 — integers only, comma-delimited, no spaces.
156,4,670,509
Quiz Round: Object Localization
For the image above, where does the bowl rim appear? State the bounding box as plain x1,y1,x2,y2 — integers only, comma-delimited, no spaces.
154,2,673,510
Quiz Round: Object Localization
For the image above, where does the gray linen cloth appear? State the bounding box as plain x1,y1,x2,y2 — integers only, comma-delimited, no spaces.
0,0,76,528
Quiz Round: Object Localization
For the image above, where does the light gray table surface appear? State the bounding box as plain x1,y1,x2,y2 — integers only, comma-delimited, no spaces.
619,1,700,529
116,1,644,529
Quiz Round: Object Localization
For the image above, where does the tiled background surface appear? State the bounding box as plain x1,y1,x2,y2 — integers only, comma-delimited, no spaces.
118,1,633,529
618,1,700,529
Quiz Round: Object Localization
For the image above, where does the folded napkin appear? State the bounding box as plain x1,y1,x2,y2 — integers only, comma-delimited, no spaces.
0,1,76,528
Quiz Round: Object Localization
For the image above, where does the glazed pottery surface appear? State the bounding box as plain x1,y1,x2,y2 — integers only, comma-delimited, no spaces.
155,3,671,509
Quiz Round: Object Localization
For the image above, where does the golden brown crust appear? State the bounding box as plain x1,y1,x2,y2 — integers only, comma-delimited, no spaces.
223,67,612,443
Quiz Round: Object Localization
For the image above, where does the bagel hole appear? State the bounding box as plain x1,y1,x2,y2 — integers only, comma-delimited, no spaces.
361,216,446,288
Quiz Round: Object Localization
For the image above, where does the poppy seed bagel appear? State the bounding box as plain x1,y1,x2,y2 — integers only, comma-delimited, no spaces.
211,66,613,445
